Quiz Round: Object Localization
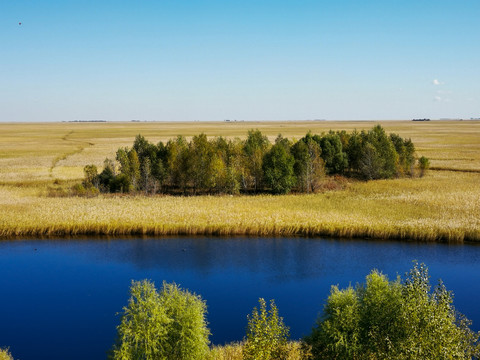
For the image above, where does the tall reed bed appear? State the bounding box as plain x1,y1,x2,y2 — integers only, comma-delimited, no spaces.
1,170,479,242
206,341,307,360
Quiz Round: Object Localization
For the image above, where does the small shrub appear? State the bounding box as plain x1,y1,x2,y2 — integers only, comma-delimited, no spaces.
243,298,290,360
418,156,430,177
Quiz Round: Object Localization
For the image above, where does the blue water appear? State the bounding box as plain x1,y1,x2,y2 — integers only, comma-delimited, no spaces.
1,237,480,360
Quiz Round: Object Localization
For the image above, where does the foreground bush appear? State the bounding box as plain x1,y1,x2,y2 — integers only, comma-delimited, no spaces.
111,280,210,360
305,262,480,360
0,348,13,360
243,298,290,360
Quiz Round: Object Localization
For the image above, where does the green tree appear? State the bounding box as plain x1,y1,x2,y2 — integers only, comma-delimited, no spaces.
190,133,216,193
128,149,141,191
390,133,416,176
358,142,383,180
345,129,363,173
316,132,348,175
159,282,210,360
359,125,398,179
262,139,296,194
306,263,480,360
109,173,131,193
112,280,210,360
83,164,98,188
418,156,430,177
98,158,116,192
166,136,191,192
243,130,271,192
112,280,170,360
116,148,131,179
292,133,325,193
243,298,290,360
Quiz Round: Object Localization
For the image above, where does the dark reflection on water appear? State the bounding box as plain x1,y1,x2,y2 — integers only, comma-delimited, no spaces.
1,237,480,360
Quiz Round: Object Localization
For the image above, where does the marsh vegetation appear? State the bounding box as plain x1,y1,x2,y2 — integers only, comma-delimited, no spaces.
0,120,479,241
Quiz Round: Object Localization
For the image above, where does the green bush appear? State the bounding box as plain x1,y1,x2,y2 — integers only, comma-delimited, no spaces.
243,298,290,360
111,280,210,360
305,262,480,360
418,156,430,177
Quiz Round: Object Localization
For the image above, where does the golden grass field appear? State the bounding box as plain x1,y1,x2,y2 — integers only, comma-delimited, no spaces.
1,120,479,242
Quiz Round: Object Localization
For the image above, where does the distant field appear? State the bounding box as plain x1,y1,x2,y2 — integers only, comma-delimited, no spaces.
0,120,479,241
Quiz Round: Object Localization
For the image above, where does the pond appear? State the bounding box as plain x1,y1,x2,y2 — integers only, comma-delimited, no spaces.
1,237,480,360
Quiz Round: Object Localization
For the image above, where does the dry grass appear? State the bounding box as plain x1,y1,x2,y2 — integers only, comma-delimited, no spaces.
1,120,479,242
207,341,308,360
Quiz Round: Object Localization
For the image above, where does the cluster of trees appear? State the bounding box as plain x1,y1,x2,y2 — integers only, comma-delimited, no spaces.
111,264,479,360
82,125,429,195
306,262,480,359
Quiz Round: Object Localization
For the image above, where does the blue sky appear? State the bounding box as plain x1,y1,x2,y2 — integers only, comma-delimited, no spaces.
1,0,479,121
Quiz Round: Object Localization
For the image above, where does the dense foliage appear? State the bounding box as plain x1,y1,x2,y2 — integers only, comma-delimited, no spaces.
111,280,210,360
305,262,480,360
243,298,290,360
81,125,426,195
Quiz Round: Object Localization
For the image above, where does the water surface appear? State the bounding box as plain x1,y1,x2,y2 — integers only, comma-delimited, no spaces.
1,237,479,360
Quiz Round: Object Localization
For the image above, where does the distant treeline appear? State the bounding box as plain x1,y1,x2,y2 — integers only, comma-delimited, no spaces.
81,125,429,195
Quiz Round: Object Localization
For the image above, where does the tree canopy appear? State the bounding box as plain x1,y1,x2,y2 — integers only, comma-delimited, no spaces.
81,126,428,195
305,262,480,360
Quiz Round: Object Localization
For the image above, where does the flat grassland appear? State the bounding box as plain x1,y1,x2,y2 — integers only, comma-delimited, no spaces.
1,120,479,242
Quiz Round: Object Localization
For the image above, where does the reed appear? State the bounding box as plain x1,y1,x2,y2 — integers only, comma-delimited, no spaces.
207,341,307,360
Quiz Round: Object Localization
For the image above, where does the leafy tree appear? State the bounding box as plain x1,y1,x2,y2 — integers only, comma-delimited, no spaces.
262,139,296,194
358,142,383,180
189,133,216,193
418,156,430,177
243,298,290,360
345,130,363,174
390,133,416,176
166,136,191,192
115,148,142,191
213,137,242,194
128,149,141,191
112,280,170,360
316,132,348,175
292,133,325,193
116,148,131,179
306,263,480,360
83,164,98,188
112,280,210,360
109,173,131,193
159,282,210,360
98,158,116,192
359,125,398,179
243,130,271,192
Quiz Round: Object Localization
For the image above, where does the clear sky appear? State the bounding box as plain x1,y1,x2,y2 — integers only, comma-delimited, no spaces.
1,0,479,121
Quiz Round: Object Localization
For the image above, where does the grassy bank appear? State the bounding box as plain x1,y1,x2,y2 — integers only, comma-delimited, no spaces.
1,121,479,242
1,170,478,242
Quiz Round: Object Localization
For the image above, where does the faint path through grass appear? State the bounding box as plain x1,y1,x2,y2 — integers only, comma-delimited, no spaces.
49,131,95,177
